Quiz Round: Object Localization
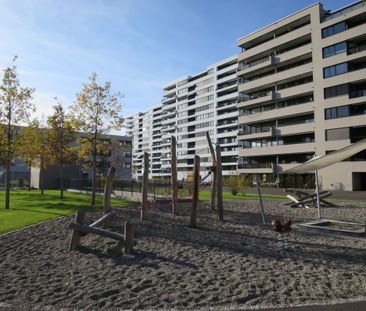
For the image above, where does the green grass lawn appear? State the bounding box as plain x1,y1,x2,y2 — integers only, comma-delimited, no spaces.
0,190,136,235
199,190,286,201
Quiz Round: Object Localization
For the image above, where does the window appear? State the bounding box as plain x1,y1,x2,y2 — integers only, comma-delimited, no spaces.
324,84,348,98
322,22,346,38
322,42,346,58
325,105,349,119
323,62,348,78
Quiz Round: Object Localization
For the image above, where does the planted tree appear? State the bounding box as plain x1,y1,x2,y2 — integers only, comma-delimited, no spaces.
0,57,35,209
47,102,77,199
70,73,124,206
18,118,51,194
18,119,41,191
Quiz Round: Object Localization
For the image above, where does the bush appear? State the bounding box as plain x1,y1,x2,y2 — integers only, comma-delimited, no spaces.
231,188,238,195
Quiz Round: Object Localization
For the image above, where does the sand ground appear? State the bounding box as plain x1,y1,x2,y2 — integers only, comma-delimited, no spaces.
0,199,365,310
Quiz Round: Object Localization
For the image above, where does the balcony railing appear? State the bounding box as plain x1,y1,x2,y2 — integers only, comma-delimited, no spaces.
238,162,273,169
238,91,272,103
238,126,272,136
349,89,366,99
238,56,271,70
322,1,366,22
348,43,366,55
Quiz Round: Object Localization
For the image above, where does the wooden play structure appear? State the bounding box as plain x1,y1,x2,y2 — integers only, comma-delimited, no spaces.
69,167,136,254
139,132,225,227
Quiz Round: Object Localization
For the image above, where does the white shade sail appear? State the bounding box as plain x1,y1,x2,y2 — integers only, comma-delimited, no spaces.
282,138,366,174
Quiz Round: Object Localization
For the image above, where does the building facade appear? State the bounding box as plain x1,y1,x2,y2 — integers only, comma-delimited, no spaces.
28,133,132,189
126,55,238,180
126,0,366,191
237,1,366,191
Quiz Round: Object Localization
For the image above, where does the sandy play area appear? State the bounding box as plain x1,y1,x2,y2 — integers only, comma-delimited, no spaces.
0,199,365,310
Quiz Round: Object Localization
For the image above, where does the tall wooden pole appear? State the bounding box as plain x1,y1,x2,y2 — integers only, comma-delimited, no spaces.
206,131,216,210
191,155,200,228
141,152,149,221
216,144,223,221
171,136,178,215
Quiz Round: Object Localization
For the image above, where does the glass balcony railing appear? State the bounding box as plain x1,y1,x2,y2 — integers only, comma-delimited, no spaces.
349,89,366,98
348,43,366,55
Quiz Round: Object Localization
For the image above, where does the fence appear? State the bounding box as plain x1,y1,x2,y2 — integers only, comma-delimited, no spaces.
69,179,189,198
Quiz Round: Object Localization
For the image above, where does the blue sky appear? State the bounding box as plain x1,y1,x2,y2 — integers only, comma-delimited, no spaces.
0,0,353,122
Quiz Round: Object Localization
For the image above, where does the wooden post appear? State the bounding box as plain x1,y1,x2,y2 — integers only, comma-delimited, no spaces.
216,144,224,221
206,131,216,210
141,152,149,221
124,222,135,254
171,135,178,215
256,181,266,225
69,209,86,251
103,166,116,215
191,155,200,228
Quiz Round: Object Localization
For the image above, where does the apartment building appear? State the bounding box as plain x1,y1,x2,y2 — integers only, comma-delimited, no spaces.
126,55,238,180
237,0,366,191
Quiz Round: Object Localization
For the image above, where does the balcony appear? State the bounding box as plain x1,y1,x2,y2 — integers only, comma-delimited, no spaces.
275,122,314,136
348,43,366,55
238,62,313,93
237,56,273,76
238,163,274,174
237,91,274,107
238,24,312,61
349,89,366,99
238,126,274,140
239,142,315,157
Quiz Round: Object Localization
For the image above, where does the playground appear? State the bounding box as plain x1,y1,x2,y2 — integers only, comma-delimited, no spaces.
0,198,365,310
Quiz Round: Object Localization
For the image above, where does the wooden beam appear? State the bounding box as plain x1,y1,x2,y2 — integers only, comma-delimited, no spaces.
90,211,115,228
216,144,223,221
69,222,125,242
103,166,116,215
171,136,178,215
141,152,149,221
191,155,200,228
69,209,86,251
124,222,135,254
206,131,216,210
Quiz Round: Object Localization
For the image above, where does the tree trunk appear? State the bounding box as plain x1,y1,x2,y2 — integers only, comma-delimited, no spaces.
40,167,44,195
28,165,31,191
60,162,64,199
5,116,11,210
40,156,44,195
5,158,10,209
91,137,97,206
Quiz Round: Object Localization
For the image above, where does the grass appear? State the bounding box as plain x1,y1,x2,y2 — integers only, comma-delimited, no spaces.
199,190,286,201
0,190,136,235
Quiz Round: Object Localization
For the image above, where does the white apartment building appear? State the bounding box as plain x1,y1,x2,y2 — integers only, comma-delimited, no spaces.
237,0,366,191
126,55,238,180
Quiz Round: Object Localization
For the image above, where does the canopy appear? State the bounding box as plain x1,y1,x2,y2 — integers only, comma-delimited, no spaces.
282,138,366,174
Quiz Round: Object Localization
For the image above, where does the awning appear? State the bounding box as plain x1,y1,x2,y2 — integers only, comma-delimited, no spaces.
282,138,366,174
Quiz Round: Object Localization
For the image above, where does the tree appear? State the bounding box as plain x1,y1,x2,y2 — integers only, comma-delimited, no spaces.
70,73,124,205
0,57,35,209
18,119,41,191
47,102,77,199
18,118,52,194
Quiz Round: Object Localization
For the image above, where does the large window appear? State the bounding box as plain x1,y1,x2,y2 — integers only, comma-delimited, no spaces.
322,42,346,58
323,62,348,78
322,22,346,38
325,105,349,119
324,84,348,98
